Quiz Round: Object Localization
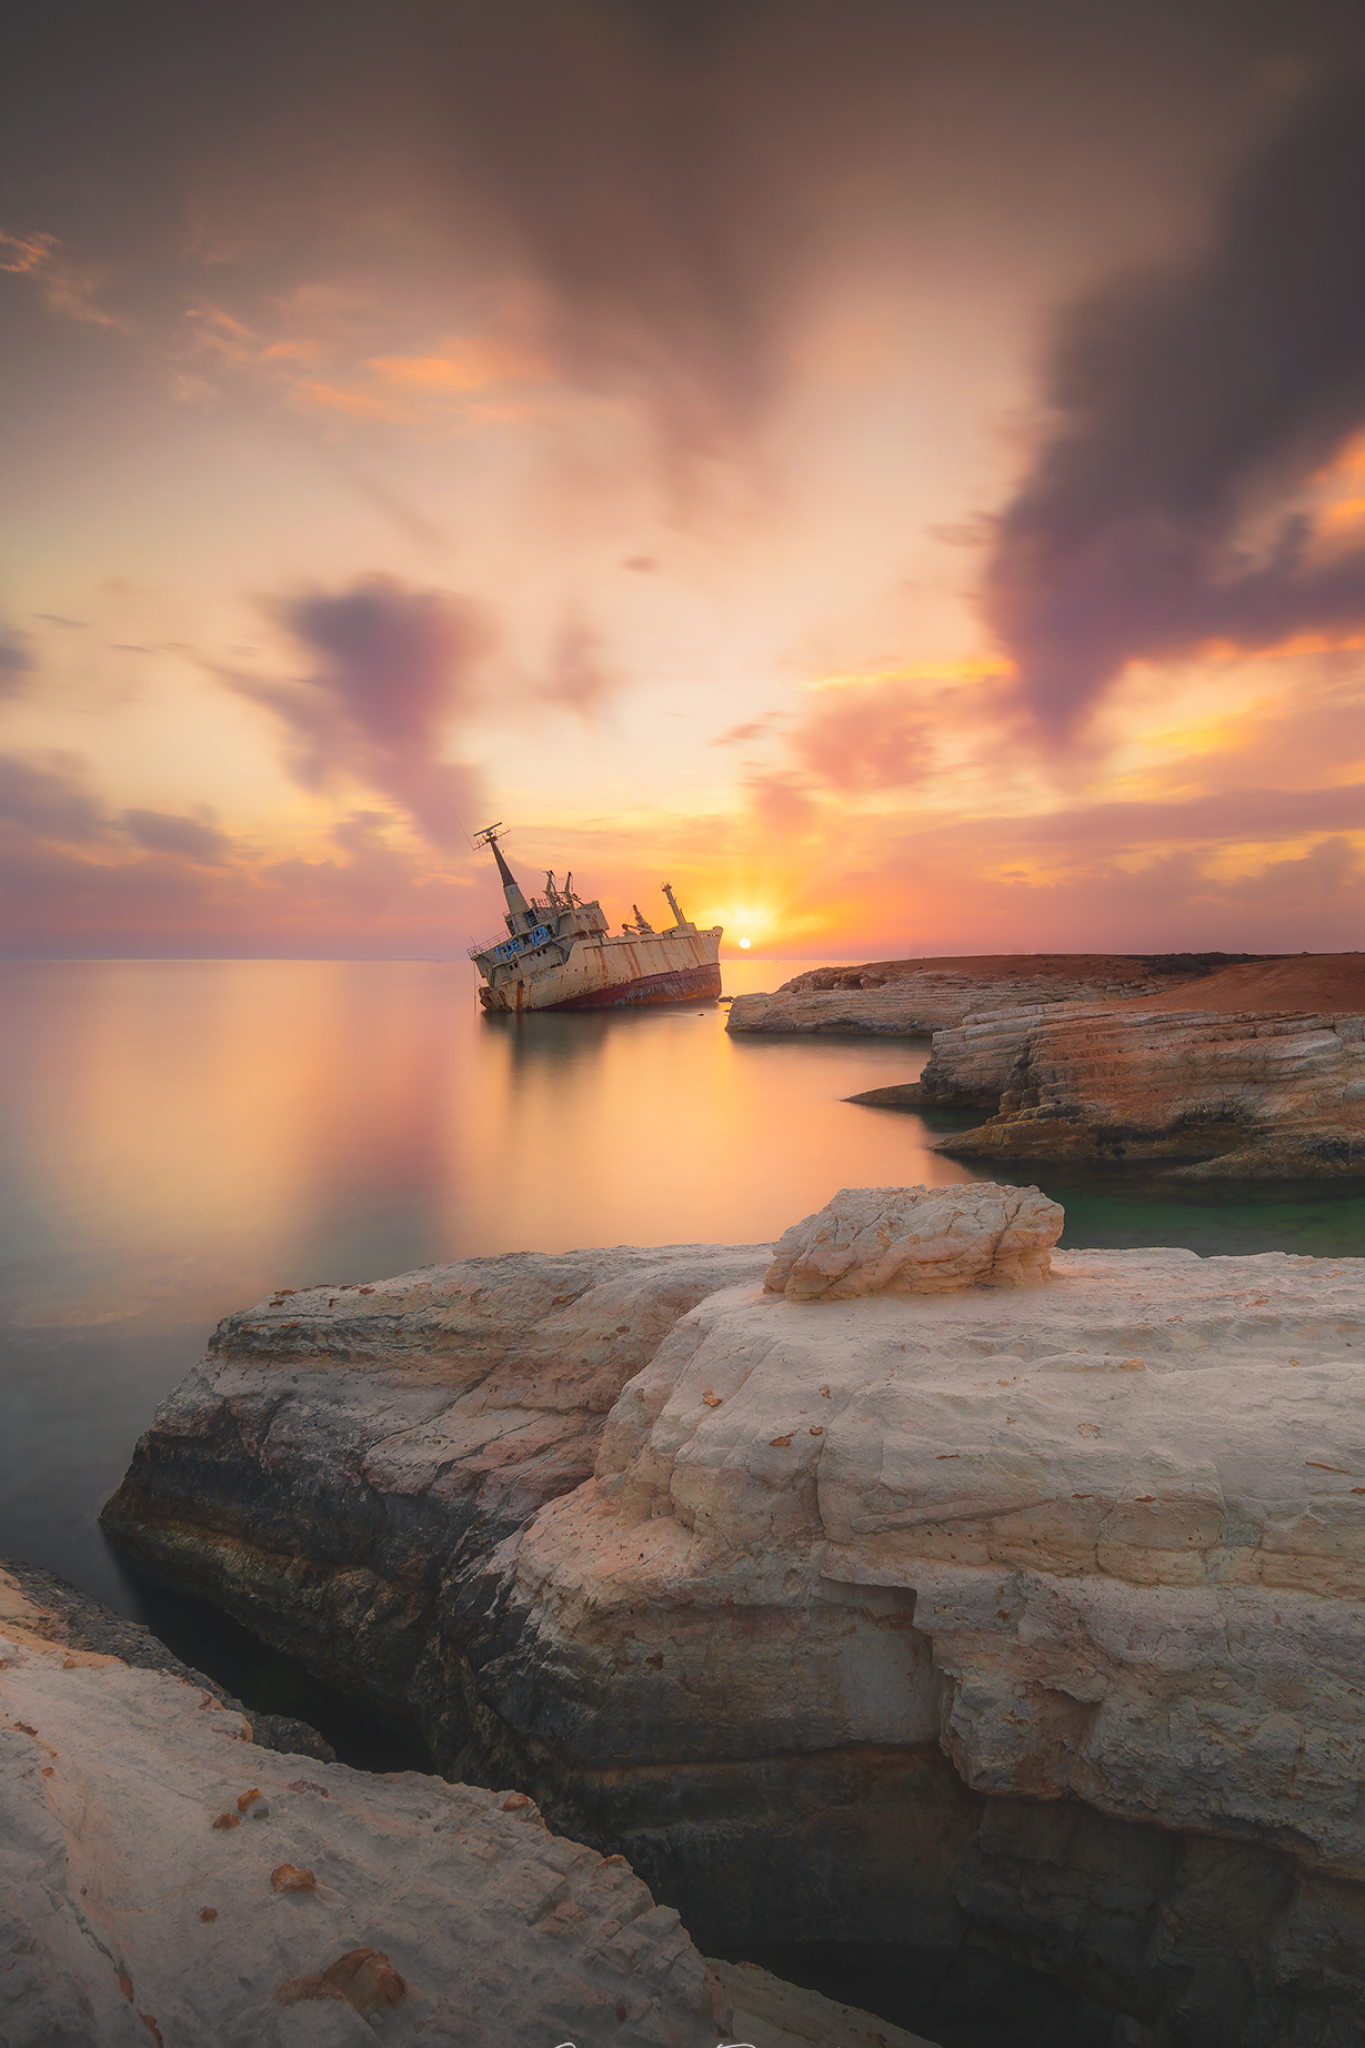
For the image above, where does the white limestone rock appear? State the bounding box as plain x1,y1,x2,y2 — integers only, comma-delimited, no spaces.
763,1183,1063,1299
531,1246,1365,1885
1,1622,928,2048
99,1223,1365,2034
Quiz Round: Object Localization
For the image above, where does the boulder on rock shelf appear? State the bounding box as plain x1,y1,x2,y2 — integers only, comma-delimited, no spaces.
763,1182,1063,1300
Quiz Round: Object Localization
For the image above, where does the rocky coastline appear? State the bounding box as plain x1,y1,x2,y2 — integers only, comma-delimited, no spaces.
1,1555,929,2048
725,952,1262,1037
848,955,1365,1180
99,1188,1365,2046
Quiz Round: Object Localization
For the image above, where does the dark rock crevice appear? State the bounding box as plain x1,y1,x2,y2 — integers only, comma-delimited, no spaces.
0,1554,335,1763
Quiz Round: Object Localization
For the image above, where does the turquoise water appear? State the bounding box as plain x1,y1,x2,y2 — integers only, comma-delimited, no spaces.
1,959,1360,1739
902,1106,1365,1257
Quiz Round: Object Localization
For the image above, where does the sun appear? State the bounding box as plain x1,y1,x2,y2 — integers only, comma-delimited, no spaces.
739,937,751,949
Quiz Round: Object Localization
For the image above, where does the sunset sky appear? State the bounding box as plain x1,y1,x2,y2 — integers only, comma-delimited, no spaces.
5,0,1365,959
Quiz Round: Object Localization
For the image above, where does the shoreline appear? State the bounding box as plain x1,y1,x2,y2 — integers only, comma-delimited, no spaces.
92,1199,1365,2045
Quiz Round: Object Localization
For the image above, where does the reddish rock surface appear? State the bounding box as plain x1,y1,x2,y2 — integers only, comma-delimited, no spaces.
727,953,1263,1037
852,952,1365,1178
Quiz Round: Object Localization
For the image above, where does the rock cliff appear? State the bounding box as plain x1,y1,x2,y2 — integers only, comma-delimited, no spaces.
725,953,1254,1038
857,955,1365,1178
1,1589,929,2046
102,1208,1365,2045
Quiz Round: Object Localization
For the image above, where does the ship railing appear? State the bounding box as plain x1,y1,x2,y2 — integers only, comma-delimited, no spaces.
469,920,555,965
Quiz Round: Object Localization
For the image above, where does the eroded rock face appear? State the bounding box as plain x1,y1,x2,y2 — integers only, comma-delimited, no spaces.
763,1184,1063,1299
103,1233,1365,2045
868,963,1365,1177
102,1243,769,1720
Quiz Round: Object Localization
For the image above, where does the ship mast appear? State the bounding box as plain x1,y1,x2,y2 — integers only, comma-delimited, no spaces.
472,822,530,923
662,881,694,932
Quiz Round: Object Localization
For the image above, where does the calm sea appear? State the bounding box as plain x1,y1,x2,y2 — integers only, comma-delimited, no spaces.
3,958,1362,1748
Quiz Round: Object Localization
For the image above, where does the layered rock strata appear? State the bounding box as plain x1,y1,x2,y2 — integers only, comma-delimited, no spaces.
103,1218,1365,2045
856,957,1365,1176
725,953,1251,1037
1,1615,930,2046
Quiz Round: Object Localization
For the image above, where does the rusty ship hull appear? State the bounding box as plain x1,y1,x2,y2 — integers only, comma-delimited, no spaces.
478,931,721,1013
469,827,722,1015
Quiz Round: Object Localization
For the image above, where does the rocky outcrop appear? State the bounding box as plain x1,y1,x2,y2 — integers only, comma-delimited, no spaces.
0,1557,334,1762
101,1245,772,1731
764,1184,1062,1298
725,953,1256,1038
1,1614,931,2046
856,957,1365,1176
103,1215,1365,2045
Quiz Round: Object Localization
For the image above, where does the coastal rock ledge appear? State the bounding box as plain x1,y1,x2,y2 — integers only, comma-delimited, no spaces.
849,955,1365,1179
0,1576,925,2047
724,952,1256,1037
102,1195,1365,2047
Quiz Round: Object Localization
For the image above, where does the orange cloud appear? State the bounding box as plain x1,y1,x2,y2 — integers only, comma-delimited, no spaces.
0,228,126,329
367,337,545,393
178,290,545,427
802,657,1011,694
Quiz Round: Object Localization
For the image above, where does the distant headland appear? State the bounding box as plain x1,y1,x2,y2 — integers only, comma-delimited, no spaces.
731,951,1365,1180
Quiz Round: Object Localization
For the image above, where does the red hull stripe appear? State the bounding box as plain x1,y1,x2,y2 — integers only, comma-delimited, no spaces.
548,961,722,1010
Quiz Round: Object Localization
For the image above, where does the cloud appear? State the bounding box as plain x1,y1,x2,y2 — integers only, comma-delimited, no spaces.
0,627,32,696
742,768,820,837
0,753,108,841
175,283,546,428
0,815,476,959
232,576,489,848
712,714,781,745
984,75,1365,734
787,677,935,791
122,809,231,865
0,229,126,330
422,0,810,458
541,614,613,714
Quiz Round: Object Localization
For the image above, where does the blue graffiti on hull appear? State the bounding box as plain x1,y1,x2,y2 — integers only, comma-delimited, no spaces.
492,923,553,966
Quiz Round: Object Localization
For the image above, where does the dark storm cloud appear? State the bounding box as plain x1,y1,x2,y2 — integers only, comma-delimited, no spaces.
985,75,1365,734
233,576,489,849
